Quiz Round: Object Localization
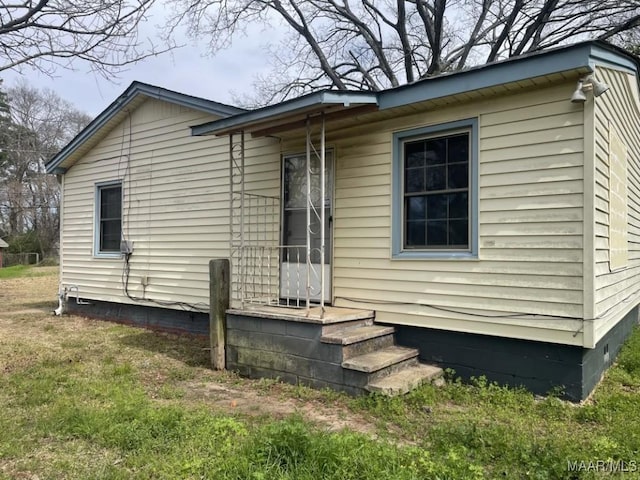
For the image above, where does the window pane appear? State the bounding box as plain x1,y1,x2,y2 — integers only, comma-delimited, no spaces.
284,154,332,208
406,220,426,246
449,219,469,247
405,167,425,193
283,209,306,251
401,128,472,252
427,194,447,220
447,134,469,163
426,166,446,190
101,219,121,251
284,156,307,208
406,196,426,221
426,220,447,246
425,138,446,166
100,186,121,219
405,141,425,167
448,192,468,219
447,164,468,189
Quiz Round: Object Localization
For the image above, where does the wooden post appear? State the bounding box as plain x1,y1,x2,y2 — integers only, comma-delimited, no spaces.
210,259,230,370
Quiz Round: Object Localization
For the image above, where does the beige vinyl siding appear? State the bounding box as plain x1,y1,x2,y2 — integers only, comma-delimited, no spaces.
61,97,279,309
592,67,640,342
330,83,586,345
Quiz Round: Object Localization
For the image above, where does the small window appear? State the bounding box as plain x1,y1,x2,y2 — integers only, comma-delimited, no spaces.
392,119,478,259
95,182,122,255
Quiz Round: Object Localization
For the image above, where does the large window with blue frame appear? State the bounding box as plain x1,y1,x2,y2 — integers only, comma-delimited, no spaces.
403,131,470,249
392,118,478,259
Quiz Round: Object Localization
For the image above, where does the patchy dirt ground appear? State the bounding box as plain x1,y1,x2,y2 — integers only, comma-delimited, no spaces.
179,378,377,435
0,266,59,310
0,267,378,437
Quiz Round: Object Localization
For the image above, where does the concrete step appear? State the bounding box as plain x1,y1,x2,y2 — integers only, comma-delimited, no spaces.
322,325,396,361
342,345,418,373
321,325,395,345
366,363,444,396
321,317,374,335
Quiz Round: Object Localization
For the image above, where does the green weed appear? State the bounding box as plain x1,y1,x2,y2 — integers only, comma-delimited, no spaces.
0,265,56,279
224,416,485,480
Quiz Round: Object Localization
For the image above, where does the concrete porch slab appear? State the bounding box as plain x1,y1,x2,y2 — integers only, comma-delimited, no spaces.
227,305,375,324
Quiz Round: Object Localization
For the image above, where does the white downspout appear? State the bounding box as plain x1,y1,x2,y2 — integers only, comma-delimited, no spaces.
57,174,65,311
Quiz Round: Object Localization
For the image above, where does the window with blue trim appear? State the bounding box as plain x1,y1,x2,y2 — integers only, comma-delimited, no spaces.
393,119,478,259
96,182,122,255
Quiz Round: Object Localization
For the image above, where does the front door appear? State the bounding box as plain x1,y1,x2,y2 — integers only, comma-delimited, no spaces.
281,151,333,304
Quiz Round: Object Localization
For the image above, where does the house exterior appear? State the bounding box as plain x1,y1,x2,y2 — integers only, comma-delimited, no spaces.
0,239,8,267
45,82,245,333
46,40,640,400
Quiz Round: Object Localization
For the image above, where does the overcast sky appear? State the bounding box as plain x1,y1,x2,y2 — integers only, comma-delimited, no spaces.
1,6,278,117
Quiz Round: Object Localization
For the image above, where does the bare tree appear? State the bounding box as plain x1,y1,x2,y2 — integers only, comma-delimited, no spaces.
0,81,91,257
167,0,640,105
0,0,169,75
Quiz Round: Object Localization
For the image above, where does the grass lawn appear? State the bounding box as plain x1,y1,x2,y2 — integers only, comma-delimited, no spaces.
1,266,639,479
0,264,57,279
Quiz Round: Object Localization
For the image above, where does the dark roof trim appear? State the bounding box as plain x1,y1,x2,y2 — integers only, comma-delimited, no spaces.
132,82,244,116
45,81,244,174
191,90,378,136
588,42,640,74
379,40,639,110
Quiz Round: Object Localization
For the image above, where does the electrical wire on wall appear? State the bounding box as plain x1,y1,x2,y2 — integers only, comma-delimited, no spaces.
337,288,640,324
121,251,209,313
116,109,209,314
336,287,640,339
334,296,588,337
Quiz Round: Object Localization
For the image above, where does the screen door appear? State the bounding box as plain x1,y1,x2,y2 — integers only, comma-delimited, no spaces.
281,151,333,303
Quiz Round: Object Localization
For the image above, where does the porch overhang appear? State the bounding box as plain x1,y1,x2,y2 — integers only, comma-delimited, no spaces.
190,90,379,138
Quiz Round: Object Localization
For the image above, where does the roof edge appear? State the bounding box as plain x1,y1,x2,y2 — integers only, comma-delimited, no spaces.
191,90,379,136
45,81,244,174
132,82,244,117
379,42,594,110
379,40,640,110
589,41,640,74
